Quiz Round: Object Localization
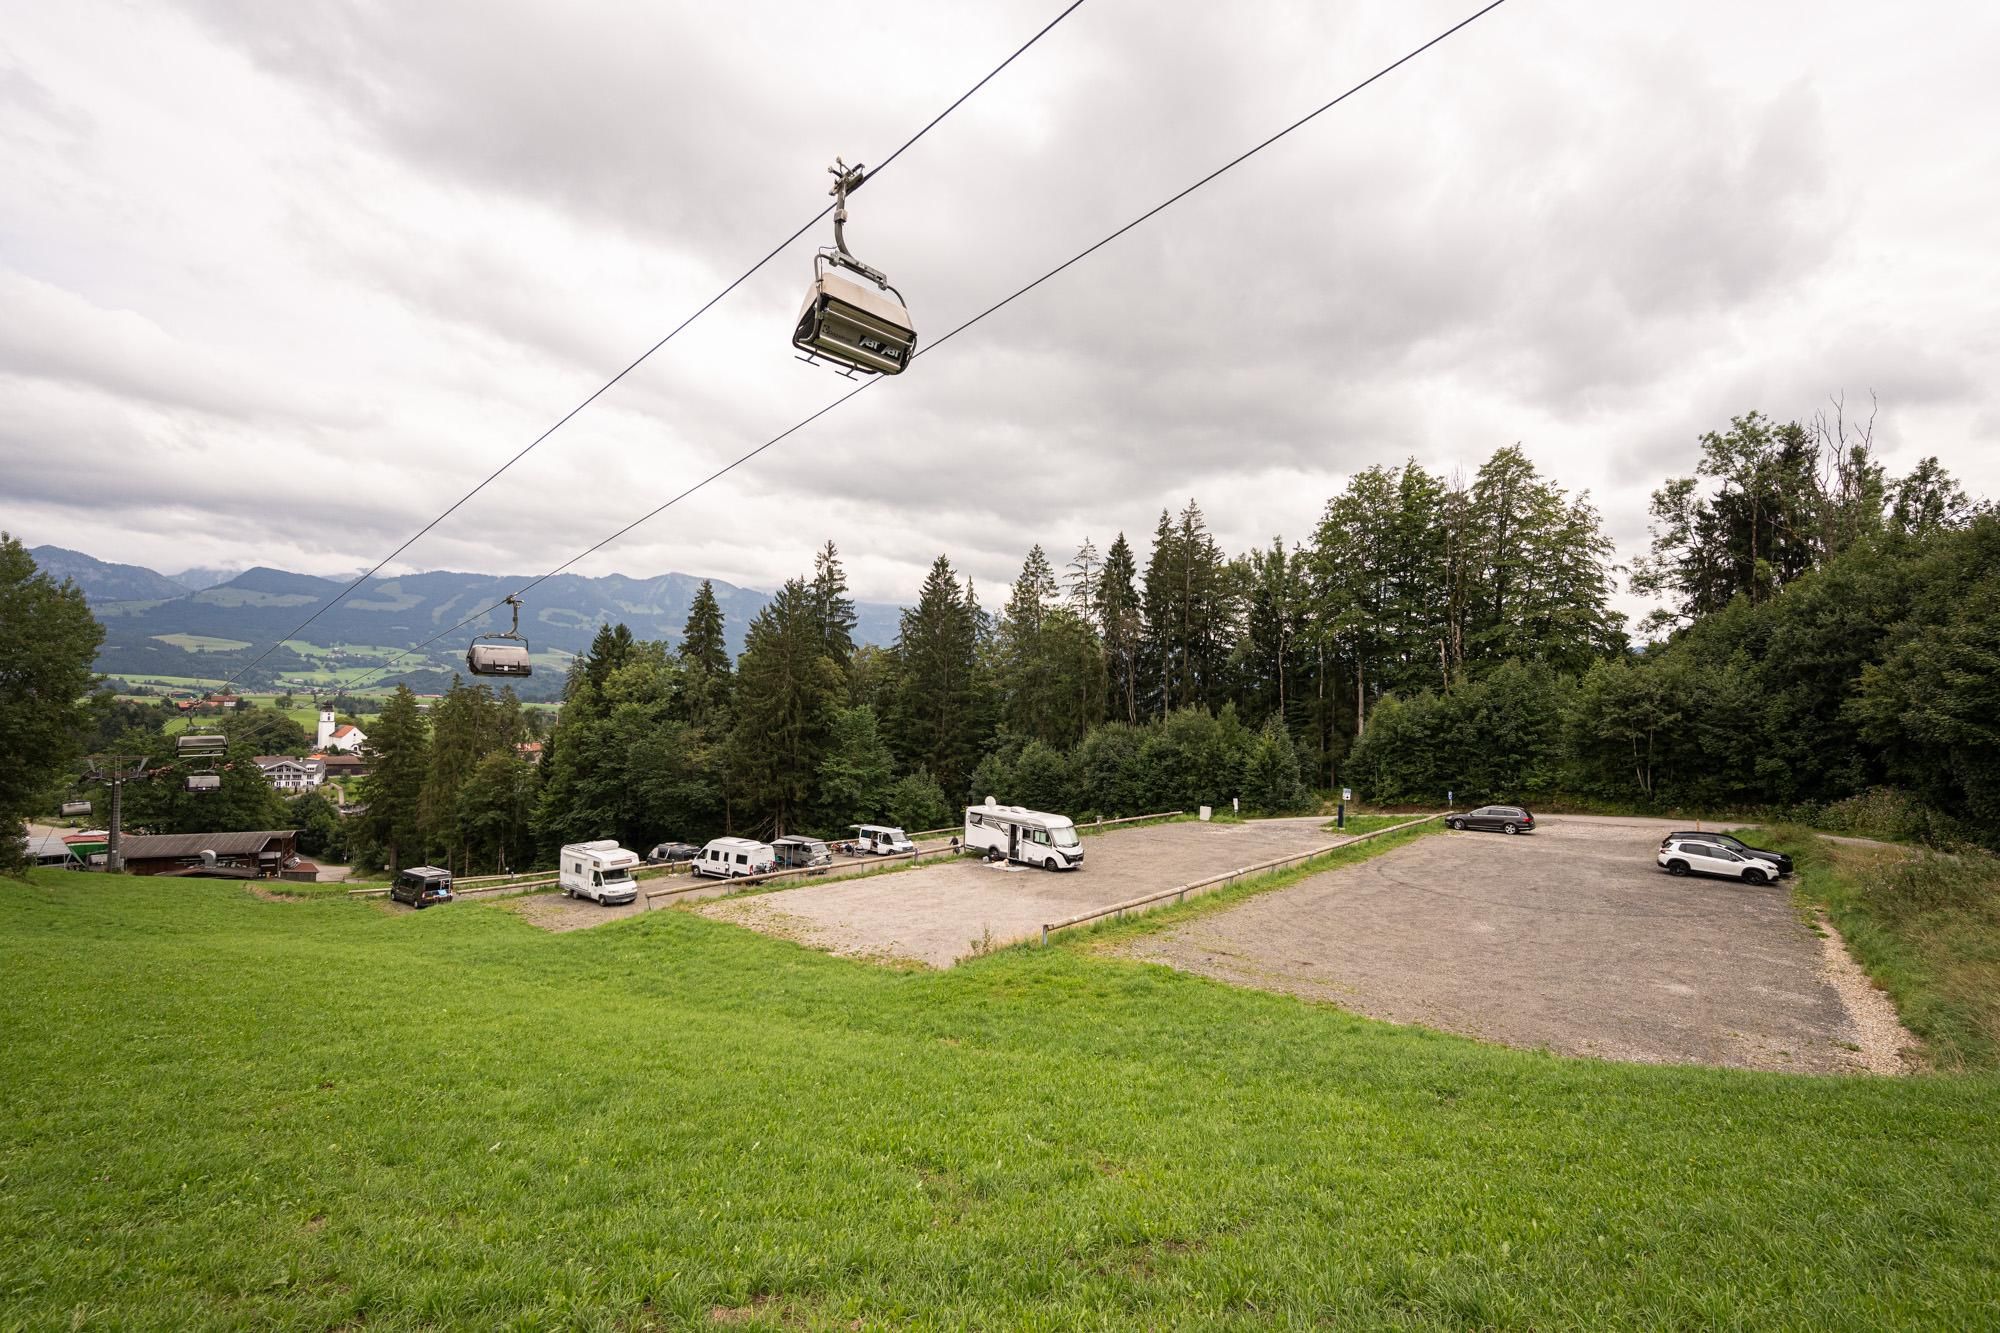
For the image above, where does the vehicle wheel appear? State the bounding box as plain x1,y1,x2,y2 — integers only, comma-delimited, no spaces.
1045,857,1057,871
1742,868,1767,885
1503,823,1518,835
1666,860,1689,876
1448,818,1465,831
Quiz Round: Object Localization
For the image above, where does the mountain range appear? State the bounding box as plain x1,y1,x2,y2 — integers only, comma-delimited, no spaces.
33,545,906,698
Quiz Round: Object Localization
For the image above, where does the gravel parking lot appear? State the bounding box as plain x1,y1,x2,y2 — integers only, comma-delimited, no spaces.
1121,815,1915,1073
700,817,1344,968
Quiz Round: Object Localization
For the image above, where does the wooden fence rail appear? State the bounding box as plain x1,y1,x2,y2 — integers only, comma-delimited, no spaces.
1037,813,1443,945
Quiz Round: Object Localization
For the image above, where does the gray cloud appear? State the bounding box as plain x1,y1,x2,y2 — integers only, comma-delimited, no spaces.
4,0,1998,621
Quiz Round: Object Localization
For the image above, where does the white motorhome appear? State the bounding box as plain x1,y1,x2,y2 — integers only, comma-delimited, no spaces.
850,824,914,855
963,800,1084,871
559,840,640,905
693,837,777,879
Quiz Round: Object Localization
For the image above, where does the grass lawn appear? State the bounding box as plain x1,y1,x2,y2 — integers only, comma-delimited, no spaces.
2,863,1996,1329
1758,826,2000,1073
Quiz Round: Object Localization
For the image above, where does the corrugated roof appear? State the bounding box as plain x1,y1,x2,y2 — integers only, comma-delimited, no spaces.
117,830,298,858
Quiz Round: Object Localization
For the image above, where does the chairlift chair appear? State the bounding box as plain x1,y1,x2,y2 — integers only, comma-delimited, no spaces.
186,772,222,793
468,595,533,677
177,734,227,759
792,159,916,376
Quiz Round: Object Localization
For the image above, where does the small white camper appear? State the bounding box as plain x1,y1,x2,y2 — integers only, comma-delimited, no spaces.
559,840,640,905
693,837,777,879
849,824,914,855
964,800,1084,871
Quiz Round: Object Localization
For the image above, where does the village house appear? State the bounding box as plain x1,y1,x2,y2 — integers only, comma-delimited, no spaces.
254,755,326,792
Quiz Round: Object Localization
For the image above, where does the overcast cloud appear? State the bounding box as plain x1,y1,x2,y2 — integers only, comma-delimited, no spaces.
3,0,1996,626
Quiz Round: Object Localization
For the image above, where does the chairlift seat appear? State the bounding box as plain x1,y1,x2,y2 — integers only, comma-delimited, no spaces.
793,268,915,376
186,774,222,792
178,734,227,758
468,641,533,677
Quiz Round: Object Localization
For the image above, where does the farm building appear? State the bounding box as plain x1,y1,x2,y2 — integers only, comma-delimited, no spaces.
116,830,301,879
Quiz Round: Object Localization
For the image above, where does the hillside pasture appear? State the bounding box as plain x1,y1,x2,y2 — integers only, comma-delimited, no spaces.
2,863,1994,1328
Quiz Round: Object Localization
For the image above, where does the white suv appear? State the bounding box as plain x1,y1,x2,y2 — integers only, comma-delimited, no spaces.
1657,837,1785,886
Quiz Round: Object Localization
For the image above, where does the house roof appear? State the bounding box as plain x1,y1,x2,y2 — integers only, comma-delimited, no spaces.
117,830,299,859
330,724,361,738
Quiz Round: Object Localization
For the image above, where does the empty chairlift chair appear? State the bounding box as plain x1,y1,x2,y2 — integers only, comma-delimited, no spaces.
792,159,916,377
468,595,533,678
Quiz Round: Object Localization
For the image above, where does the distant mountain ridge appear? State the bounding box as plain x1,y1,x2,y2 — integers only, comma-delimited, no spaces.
32,545,905,695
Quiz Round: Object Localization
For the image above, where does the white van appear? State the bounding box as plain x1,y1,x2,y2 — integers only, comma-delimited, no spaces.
964,800,1083,871
850,824,914,855
694,837,777,879
559,840,641,905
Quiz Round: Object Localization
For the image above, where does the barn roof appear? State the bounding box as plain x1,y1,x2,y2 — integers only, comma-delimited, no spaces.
117,830,298,858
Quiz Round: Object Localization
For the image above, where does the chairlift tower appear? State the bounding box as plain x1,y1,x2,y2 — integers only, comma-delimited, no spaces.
79,754,151,873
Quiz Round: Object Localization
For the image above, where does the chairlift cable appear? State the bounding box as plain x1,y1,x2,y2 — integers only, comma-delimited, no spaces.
343,0,1513,695
208,0,1092,692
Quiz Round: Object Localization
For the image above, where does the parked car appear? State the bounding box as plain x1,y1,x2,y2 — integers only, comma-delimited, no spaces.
1657,837,1785,885
1446,805,1537,835
390,865,454,909
646,841,700,864
1659,831,1792,876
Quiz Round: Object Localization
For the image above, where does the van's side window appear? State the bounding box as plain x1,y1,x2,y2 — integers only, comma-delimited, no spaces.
735,853,747,865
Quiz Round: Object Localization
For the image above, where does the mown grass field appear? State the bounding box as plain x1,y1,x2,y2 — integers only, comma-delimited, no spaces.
3,856,1997,1330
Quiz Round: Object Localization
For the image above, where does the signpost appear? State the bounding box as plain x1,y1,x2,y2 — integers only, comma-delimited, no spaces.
1338,787,1352,830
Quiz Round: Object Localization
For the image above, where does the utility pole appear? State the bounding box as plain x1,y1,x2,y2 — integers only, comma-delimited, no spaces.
80,754,150,873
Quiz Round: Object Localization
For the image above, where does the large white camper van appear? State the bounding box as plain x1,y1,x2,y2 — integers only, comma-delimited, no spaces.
559,840,641,905
963,800,1084,871
693,837,777,879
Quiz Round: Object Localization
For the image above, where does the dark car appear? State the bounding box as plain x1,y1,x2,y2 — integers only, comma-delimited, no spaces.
1660,831,1791,876
645,842,700,864
390,865,454,909
1446,805,1536,835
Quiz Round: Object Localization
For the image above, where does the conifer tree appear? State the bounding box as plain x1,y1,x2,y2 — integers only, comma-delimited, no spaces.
889,556,981,797
1097,532,1142,725
359,684,430,873
729,579,842,833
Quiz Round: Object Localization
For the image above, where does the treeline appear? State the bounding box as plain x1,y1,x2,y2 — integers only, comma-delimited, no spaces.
1352,413,1995,843
334,418,1993,871
462,444,1631,866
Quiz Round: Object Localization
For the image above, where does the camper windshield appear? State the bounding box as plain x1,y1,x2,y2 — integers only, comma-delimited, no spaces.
1051,825,1079,847
601,867,632,884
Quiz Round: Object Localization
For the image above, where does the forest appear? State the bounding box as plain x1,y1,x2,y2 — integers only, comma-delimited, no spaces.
14,406,1990,876
330,410,1994,872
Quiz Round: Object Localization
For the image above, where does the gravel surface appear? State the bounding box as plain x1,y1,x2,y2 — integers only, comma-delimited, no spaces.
700,817,1345,968
1121,815,1911,1074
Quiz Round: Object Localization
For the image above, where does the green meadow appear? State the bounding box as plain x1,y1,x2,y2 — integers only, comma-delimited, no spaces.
1,857,1995,1330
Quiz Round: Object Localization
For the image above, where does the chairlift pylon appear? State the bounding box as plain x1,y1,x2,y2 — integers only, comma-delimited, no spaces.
792,158,916,377
468,595,533,677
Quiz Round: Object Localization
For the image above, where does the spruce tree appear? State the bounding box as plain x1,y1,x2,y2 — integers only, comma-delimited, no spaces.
810,541,858,673
729,579,842,833
359,684,430,873
890,556,980,798
1098,532,1142,725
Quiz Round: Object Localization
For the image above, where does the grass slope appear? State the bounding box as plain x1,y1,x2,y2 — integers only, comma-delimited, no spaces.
2,869,1996,1330
1760,826,2000,1072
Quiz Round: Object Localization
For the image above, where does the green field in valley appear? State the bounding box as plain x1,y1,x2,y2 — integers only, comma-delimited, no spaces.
3,845,1997,1331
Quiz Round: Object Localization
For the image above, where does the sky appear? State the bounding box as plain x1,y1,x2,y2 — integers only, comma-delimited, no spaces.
4,0,1996,628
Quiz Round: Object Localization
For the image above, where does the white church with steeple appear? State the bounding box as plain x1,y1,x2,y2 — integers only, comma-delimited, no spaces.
315,708,367,754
